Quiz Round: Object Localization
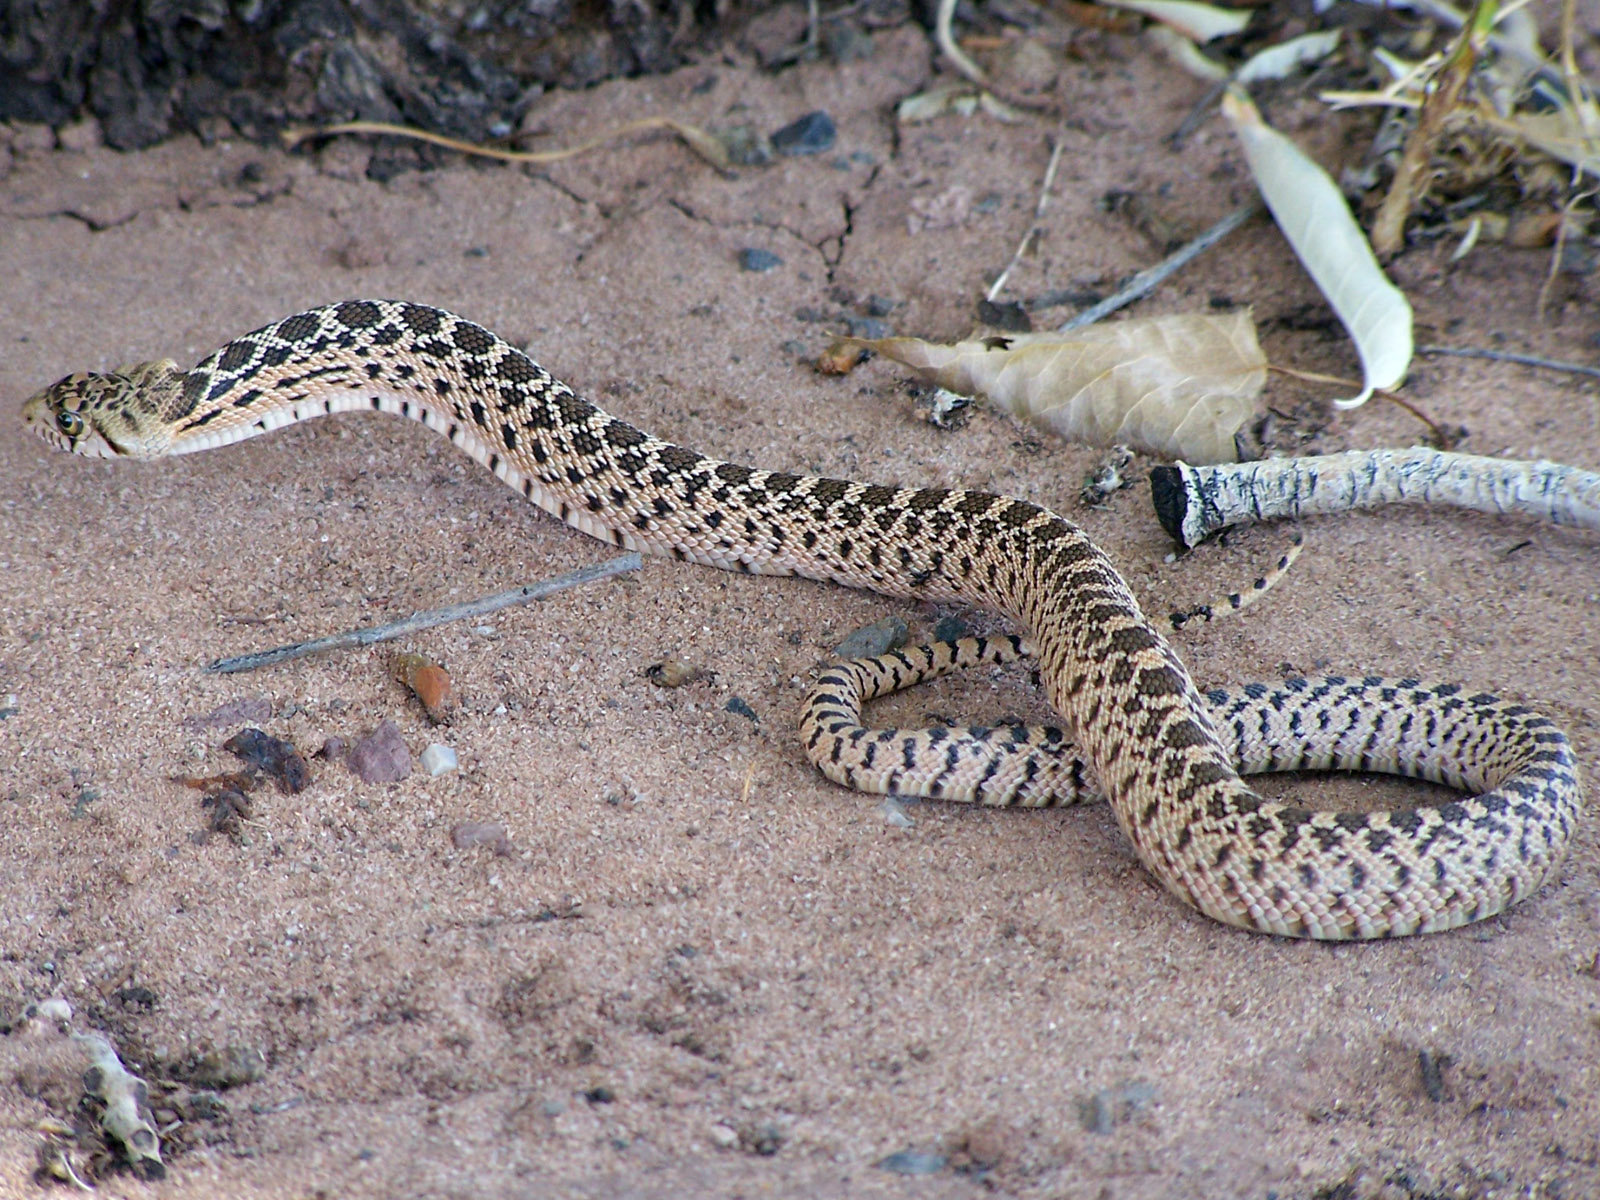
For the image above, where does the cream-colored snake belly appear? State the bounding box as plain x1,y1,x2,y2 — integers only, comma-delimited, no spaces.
21,300,1582,939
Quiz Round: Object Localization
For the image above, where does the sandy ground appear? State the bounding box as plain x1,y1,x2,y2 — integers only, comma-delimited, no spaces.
2,21,1598,1200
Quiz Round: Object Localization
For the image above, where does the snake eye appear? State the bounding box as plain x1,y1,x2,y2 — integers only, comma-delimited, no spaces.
56,410,84,439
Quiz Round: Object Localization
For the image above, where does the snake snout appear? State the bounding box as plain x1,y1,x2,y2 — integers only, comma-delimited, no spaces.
21,367,176,458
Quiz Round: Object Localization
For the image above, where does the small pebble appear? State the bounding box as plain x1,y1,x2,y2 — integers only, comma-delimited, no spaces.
191,1045,268,1090
823,24,874,63
450,820,511,855
865,294,898,317
56,117,103,152
771,111,836,156
876,1150,947,1175
202,787,254,841
740,1123,785,1156
182,697,273,731
879,797,914,828
949,1115,1020,1170
834,614,909,660
724,697,758,723
330,235,387,269
347,720,412,784
715,124,773,167
420,743,458,777
1080,1079,1156,1134
114,986,157,1011
738,248,783,273
317,736,348,762
932,615,970,643
976,298,1031,332
646,658,704,687
25,998,73,1025
178,1090,228,1121
709,1123,739,1149
223,728,310,793
843,316,891,340
9,122,56,156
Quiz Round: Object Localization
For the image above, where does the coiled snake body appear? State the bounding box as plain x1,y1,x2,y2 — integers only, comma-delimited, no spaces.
22,300,1582,939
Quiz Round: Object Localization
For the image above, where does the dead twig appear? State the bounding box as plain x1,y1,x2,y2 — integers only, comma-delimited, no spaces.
986,133,1067,303
282,117,733,172
208,553,643,674
1369,0,1490,256
1268,364,1451,443
1059,203,1260,332
1417,343,1600,380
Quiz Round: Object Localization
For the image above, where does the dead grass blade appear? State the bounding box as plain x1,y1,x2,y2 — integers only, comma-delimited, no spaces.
282,116,734,172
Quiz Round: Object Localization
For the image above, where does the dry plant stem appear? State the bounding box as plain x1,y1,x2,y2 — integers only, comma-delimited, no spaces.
986,134,1067,302
1417,343,1600,380
1370,0,1489,256
1060,203,1260,331
1151,449,1600,548
282,117,730,171
209,553,642,673
1536,193,1588,319
935,0,987,82
1558,0,1598,137
1265,364,1448,442
1169,79,1230,151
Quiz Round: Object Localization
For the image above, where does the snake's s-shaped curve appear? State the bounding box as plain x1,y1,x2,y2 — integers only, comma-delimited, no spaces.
21,301,1582,939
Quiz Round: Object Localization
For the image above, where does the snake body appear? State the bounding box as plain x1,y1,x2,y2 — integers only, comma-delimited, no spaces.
22,300,1582,939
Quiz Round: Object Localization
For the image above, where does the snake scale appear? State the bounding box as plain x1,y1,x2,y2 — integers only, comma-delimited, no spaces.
21,300,1582,939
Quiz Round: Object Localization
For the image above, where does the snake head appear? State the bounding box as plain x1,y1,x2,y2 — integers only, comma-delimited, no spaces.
21,360,186,458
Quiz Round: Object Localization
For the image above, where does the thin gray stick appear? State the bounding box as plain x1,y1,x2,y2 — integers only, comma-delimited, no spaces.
1417,344,1600,380
1059,203,1260,332
208,552,643,674
986,134,1067,303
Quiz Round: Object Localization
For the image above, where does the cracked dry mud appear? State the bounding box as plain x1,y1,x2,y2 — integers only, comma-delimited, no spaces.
2,22,1598,1200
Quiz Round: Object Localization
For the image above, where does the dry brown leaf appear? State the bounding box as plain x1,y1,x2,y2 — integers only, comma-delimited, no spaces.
848,312,1265,464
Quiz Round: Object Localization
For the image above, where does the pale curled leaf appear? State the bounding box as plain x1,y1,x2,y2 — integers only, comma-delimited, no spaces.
849,312,1265,464
1145,26,1229,82
1235,30,1342,83
896,83,1027,124
1153,27,1340,89
1222,88,1412,408
1099,0,1251,42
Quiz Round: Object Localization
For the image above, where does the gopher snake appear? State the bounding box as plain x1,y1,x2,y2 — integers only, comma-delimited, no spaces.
21,300,1581,939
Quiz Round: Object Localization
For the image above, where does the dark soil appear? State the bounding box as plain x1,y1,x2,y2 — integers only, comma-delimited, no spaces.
0,0,869,152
